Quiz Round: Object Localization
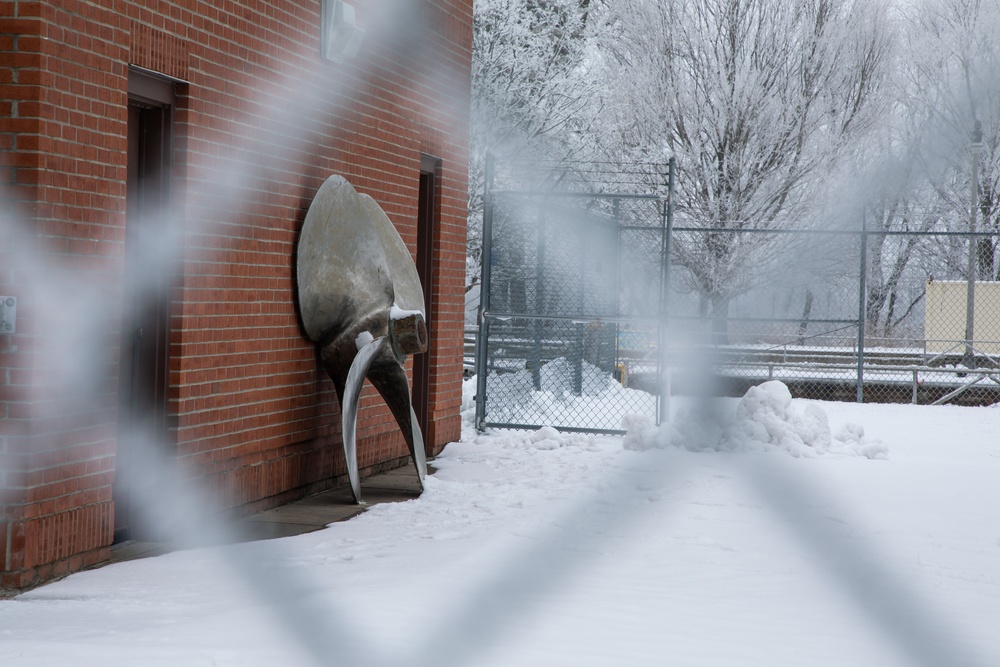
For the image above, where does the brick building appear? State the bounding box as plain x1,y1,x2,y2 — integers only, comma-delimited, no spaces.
0,0,472,590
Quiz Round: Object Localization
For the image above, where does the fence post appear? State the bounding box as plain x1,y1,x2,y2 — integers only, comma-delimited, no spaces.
964,122,983,366
474,153,495,431
573,235,584,397
611,197,625,387
531,209,545,390
856,210,867,403
658,158,676,424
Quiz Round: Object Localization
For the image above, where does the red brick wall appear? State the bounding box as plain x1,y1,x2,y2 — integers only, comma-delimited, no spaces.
1,0,128,590
0,0,471,590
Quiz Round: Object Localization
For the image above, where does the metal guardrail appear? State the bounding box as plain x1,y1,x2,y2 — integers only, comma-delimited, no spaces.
470,318,1000,408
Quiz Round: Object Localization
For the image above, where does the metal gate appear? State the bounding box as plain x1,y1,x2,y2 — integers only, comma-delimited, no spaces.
473,156,675,433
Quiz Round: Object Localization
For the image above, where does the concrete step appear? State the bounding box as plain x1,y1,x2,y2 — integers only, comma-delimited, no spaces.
110,464,426,564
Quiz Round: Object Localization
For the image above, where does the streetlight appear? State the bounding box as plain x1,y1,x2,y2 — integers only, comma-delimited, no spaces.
964,119,984,366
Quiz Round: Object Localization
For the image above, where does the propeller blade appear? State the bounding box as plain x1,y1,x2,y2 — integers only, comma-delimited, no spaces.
298,176,393,344
297,175,431,502
342,335,389,503
409,404,427,485
366,361,427,489
359,193,425,316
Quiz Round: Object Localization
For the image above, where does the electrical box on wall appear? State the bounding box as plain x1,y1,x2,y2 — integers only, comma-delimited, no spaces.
0,296,15,334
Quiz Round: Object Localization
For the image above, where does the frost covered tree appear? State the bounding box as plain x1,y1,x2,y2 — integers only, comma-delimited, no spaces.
860,139,944,338
595,0,891,341
850,0,1000,341
471,0,595,153
467,0,603,288
901,0,1000,282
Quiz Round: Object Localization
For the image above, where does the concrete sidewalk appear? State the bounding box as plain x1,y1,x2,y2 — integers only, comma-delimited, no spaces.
110,465,423,563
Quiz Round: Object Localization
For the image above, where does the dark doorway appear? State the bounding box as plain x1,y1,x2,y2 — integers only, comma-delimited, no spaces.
412,155,439,447
114,71,176,542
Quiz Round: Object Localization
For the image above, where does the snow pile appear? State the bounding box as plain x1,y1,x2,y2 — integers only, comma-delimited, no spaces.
487,357,612,407
460,378,608,452
485,369,535,417
471,373,885,458
487,424,600,451
625,381,887,459
537,357,611,398
483,357,623,426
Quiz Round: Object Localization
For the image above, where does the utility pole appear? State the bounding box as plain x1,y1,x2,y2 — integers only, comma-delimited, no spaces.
964,120,983,367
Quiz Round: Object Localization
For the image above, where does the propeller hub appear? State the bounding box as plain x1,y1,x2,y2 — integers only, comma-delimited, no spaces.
389,309,427,361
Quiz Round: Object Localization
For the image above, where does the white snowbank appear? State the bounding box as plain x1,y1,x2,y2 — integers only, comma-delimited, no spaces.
4,377,1000,667
486,356,613,406
482,359,656,430
623,380,887,459
468,375,884,459
537,357,610,398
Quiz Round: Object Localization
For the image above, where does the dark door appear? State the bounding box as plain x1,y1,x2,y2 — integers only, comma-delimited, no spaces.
412,156,439,446
115,80,174,542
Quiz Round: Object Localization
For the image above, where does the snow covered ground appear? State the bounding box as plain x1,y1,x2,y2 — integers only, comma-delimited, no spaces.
2,379,999,667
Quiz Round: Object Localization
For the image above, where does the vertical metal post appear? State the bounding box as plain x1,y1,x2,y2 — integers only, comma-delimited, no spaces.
613,199,622,379
856,210,867,403
573,323,584,396
573,229,584,397
474,153,495,431
658,158,676,423
531,209,545,390
964,121,983,366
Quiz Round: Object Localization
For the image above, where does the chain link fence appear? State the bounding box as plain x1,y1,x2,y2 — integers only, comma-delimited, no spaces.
475,201,667,428
673,226,1000,407
472,156,673,432
473,158,1000,433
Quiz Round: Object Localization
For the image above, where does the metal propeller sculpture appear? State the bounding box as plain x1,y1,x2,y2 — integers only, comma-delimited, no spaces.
297,175,428,503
